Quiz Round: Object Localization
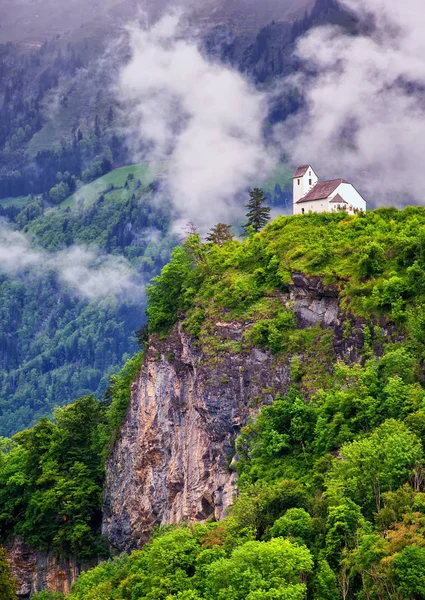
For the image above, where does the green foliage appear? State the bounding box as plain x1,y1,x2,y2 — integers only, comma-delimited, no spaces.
326,420,423,514
146,242,198,334
244,188,271,233
0,180,176,436
245,309,296,354
0,344,145,559
33,592,65,600
0,397,108,558
268,509,313,546
104,352,144,444
204,538,312,600
206,223,233,246
393,546,425,598
13,207,425,599
64,527,312,600
0,547,17,600
313,560,339,600
358,242,386,277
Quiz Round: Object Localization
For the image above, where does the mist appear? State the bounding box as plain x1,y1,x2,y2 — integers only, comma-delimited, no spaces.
0,225,144,301
283,0,425,206
118,12,276,232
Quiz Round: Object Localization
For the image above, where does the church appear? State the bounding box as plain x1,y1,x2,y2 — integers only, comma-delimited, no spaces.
293,165,367,215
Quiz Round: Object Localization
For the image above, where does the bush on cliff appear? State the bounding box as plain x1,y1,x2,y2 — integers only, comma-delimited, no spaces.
0,547,17,600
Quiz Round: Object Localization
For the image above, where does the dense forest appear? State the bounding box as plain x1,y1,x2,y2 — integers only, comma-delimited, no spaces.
0,174,176,436
2,207,425,599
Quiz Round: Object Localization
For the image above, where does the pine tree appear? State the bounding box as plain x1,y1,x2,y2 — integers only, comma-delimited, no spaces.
0,548,17,600
206,223,233,246
244,188,271,233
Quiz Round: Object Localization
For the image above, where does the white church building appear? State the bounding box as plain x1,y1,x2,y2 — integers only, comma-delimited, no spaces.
293,165,367,215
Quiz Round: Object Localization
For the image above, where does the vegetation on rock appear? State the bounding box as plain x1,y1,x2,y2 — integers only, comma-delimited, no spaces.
0,547,17,600
12,207,425,599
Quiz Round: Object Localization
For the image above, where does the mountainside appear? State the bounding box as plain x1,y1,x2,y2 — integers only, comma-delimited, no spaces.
4,207,425,599
0,0,351,201
0,168,176,436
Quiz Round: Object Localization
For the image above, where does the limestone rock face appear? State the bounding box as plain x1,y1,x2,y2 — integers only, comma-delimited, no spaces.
102,322,291,551
7,538,94,599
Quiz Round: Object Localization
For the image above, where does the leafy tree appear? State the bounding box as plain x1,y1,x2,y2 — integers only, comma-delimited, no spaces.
205,538,313,600
268,508,313,546
358,242,386,277
146,244,197,334
206,223,233,246
326,420,423,514
324,500,363,566
0,397,109,558
393,546,425,599
314,560,340,600
244,188,271,233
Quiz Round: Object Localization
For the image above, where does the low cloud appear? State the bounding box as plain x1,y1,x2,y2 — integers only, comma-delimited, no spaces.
118,12,276,232
0,226,144,301
281,0,425,206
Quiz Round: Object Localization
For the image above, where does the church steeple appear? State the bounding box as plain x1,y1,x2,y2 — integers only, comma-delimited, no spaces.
293,165,318,208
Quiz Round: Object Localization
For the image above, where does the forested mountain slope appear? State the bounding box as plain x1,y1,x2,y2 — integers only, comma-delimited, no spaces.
3,208,425,599
0,172,176,436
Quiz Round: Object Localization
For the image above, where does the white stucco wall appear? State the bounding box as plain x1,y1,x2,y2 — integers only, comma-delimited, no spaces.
293,198,329,215
329,183,367,213
293,166,318,206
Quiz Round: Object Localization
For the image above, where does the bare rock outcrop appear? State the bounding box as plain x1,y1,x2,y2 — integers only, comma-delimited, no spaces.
7,538,95,599
102,321,291,551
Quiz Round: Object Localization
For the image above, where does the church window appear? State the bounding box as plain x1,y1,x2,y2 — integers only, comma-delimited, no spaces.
309,179,312,185
298,179,300,185
302,208,305,214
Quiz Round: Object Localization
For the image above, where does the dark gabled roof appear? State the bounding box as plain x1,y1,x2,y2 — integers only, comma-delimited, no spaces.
296,179,347,204
329,193,347,204
293,165,311,178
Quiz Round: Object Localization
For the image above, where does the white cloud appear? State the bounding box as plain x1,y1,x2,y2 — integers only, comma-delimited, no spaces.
118,12,276,231
281,0,425,206
0,225,143,301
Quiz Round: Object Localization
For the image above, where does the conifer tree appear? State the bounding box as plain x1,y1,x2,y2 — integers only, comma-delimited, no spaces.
244,188,271,233
206,223,233,246
0,548,17,600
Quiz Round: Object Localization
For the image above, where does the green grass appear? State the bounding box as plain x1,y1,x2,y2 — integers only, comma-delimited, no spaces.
60,160,290,211
0,160,290,215
60,162,167,210
0,195,33,208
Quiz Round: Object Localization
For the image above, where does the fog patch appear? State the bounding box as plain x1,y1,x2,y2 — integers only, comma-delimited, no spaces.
0,225,144,301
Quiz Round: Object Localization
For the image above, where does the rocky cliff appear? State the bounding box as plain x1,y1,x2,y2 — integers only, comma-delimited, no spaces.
7,538,95,599
102,273,373,552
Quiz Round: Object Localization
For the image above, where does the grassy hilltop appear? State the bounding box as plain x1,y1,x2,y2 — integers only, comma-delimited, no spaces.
2,207,425,599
